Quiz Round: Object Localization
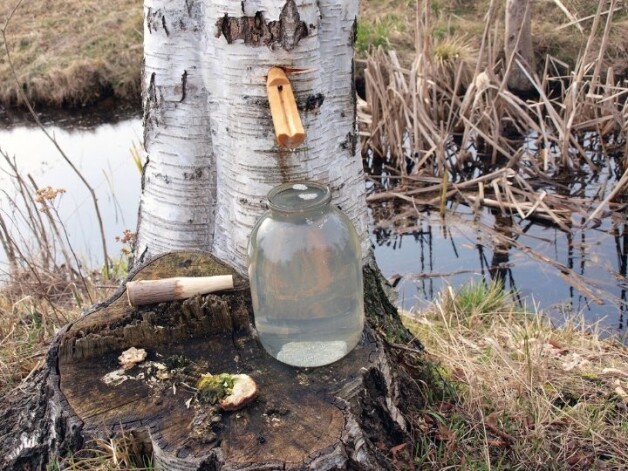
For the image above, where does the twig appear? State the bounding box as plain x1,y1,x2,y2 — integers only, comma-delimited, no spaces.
586,166,628,226
1,0,111,278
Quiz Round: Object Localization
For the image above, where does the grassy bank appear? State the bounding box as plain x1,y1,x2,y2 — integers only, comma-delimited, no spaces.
359,0,628,71
404,283,628,470
1,277,626,469
0,0,142,108
0,0,626,109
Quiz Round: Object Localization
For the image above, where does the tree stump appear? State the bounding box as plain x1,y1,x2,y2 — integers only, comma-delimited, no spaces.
1,252,425,470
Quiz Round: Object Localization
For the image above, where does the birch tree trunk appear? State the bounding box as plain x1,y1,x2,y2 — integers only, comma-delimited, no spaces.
136,0,370,273
0,2,429,469
504,0,535,94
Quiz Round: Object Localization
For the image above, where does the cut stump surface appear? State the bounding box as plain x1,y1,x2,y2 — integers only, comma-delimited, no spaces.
9,251,423,470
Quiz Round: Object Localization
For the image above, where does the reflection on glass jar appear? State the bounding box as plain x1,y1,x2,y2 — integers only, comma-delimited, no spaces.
248,182,365,367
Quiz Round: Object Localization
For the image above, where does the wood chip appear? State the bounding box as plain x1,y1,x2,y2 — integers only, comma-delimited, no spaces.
219,374,259,412
102,369,129,386
118,347,147,369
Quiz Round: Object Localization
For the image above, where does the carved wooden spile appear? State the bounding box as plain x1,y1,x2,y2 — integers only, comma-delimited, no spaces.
267,67,305,149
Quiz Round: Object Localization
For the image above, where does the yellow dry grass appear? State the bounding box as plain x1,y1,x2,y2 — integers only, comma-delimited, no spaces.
404,282,628,469
359,0,628,72
0,0,625,109
0,0,142,107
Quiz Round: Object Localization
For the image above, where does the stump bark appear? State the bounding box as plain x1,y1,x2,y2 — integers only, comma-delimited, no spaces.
0,252,425,470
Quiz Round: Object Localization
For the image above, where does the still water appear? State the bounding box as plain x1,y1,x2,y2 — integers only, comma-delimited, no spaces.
0,114,143,268
0,114,625,333
372,204,628,332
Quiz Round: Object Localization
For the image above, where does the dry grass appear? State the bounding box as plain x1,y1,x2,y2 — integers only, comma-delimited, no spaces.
0,283,80,392
359,0,628,72
359,0,628,225
0,146,124,393
0,0,625,109
0,0,142,108
403,281,628,470
54,431,153,470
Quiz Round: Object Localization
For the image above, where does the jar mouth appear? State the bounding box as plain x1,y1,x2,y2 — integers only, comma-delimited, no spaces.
267,181,332,214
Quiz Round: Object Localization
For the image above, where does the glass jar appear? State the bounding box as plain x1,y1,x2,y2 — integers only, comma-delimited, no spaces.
248,181,364,367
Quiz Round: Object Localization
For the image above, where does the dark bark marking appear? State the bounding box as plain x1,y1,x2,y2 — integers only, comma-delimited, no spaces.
155,173,171,184
302,93,325,112
162,15,170,36
140,155,150,191
279,0,308,51
215,0,307,51
183,168,204,180
278,148,290,182
351,58,358,143
146,7,153,33
351,17,358,46
179,70,188,103
341,131,358,156
185,0,193,16
143,72,158,140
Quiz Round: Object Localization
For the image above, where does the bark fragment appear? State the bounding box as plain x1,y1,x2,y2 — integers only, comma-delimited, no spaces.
215,0,308,51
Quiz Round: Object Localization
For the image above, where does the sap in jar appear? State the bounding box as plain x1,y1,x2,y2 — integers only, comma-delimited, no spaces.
248,182,364,367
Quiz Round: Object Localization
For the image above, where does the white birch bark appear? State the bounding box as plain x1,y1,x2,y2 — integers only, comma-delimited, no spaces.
136,0,369,274
136,0,216,261
505,0,535,93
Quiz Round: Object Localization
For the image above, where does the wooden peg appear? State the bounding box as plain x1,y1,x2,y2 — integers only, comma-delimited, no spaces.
267,67,305,149
126,275,234,306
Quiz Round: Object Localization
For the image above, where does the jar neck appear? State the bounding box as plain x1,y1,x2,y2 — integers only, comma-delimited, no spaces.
268,203,330,221
266,182,332,219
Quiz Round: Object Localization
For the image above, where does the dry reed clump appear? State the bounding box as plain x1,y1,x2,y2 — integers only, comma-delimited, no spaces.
0,147,120,393
359,0,628,224
403,282,628,470
0,0,142,108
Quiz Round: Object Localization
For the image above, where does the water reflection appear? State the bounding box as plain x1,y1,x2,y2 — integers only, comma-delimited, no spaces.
1,112,626,333
0,115,143,271
369,184,628,333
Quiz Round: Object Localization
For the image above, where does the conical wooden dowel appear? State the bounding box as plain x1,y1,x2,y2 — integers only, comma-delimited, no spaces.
126,275,234,306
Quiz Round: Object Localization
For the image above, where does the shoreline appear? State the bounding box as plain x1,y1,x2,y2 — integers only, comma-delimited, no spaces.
0,0,626,112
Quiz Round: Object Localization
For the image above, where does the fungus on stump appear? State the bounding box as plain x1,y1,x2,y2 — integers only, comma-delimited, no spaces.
1,252,424,470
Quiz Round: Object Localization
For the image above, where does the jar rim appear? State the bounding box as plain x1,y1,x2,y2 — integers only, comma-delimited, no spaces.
267,181,332,214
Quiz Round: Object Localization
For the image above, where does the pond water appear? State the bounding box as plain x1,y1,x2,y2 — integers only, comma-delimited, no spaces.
0,114,625,335
0,113,143,268
372,202,628,332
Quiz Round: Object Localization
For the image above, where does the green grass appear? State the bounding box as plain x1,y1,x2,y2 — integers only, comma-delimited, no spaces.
356,13,407,53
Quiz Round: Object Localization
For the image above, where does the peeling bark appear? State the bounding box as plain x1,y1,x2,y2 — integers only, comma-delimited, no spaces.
215,0,308,50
